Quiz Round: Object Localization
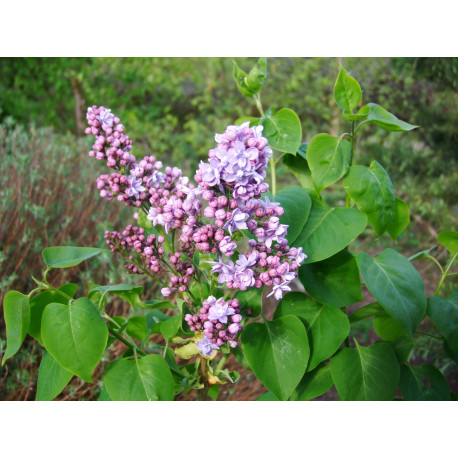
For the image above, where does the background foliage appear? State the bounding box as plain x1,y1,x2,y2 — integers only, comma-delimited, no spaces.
0,57,456,400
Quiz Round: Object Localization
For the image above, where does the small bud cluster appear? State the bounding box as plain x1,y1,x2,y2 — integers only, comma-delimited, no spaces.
186,296,242,355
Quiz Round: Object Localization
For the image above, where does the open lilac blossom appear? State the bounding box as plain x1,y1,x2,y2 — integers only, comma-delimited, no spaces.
196,336,220,357
267,280,292,300
208,298,235,324
223,208,250,235
127,174,146,199
207,258,235,283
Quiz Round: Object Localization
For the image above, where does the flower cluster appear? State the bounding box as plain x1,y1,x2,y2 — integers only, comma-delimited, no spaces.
186,296,243,355
87,106,307,358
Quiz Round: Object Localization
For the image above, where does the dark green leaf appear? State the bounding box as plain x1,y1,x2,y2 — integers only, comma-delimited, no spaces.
348,302,385,323
387,198,410,242
2,291,30,365
261,108,302,154
344,161,395,235
307,133,351,193
41,297,108,382
267,185,311,244
36,351,73,401
282,143,314,189
104,354,175,401
330,341,400,400
357,249,427,335
235,287,263,318
358,103,418,132
274,292,349,370
299,250,362,308
42,246,104,268
294,204,367,263
427,296,458,353
400,364,450,401
241,315,309,400
289,363,334,401
334,66,362,112
391,336,416,363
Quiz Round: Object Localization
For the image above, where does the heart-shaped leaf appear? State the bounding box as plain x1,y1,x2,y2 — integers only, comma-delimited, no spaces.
261,108,302,154
344,161,395,235
241,315,309,400
274,292,350,370
299,250,362,308
330,341,400,400
307,133,351,193
294,204,367,263
36,351,73,401
41,297,108,381
104,354,175,401
357,249,427,335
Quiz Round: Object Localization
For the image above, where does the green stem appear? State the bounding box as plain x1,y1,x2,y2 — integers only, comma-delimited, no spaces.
108,324,146,356
214,353,229,376
424,254,444,275
434,252,457,296
270,156,277,196
350,121,355,166
198,356,208,401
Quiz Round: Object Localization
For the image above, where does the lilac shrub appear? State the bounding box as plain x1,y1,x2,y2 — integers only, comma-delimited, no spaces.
86,106,306,356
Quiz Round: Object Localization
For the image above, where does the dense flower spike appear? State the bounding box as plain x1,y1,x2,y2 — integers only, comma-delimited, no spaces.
87,105,306,344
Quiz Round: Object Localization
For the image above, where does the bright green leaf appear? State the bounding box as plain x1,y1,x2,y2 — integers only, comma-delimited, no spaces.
373,315,408,341
344,105,369,121
294,204,367,263
232,61,254,97
357,249,427,335
437,230,458,255
41,297,108,382
126,316,149,341
36,351,73,401
241,316,309,400
42,246,104,268
330,341,400,401
358,103,418,132
2,291,30,365
261,108,302,154
246,57,267,93
104,354,175,401
307,133,351,193
160,314,181,341
334,66,362,112
235,286,263,318
289,363,334,401
344,161,395,236
274,292,350,370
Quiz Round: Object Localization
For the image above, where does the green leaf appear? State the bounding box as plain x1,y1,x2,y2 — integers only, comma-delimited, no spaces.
261,108,302,154
2,291,30,365
357,249,427,335
233,61,254,97
282,143,314,189
137,209,152,229
344,161,395,235
42,246,104,268
293,205,367,263
307,133,351,193
160,314,181,341
334,66,362,112
408,246,438,262
104,354,175,401
255,392,279,401
98,385,112,401
274,292,349,370
387,198,410,242
344,105,369,121
235,287,263,318
41,297,108,382
400,364,450,401
391,336,416,363
427,296,458,354
36,351,73,401
207,384,220,401
175,341,199,359
126,316,149,341
348,302,385,323
234,116,261,127
246,57,267,93
29,284,77,344
267,185,311,243
289,363,334,401
437,230,458,255
330,341,400,400
143,299,175,309
373,315,408,341
241,315,309,400
299,250,362,308
358,103,418,132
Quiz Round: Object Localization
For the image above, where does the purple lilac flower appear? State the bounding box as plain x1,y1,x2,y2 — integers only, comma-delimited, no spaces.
236,251,258,269
206,257,235,283
223,208,250,235
97,108,115,129
127,174,146,199
207,298,235,324
233,267,256,290
196,336,220,357
267,280,292,300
